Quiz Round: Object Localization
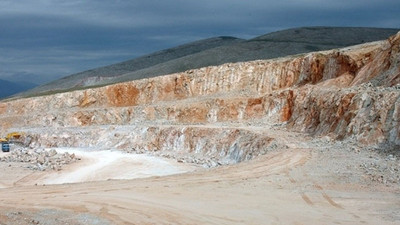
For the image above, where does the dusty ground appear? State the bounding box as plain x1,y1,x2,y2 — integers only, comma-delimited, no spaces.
0,129,399,225
0,148,199,187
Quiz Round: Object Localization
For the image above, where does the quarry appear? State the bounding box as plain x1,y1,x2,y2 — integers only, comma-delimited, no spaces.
0,31,399,224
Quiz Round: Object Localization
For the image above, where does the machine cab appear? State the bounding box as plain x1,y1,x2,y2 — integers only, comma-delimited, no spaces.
1,141,10,152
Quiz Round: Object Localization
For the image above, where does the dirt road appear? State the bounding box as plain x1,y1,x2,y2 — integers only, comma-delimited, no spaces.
0,145,399,224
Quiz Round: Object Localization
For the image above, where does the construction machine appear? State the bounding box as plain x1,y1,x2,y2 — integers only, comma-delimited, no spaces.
6,132,23,142
0,138,10,152
1,132,23,152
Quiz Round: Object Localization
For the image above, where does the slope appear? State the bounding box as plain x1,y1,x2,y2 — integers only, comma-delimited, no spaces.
110,27,399,85
20,36,243,97
17,26,399,98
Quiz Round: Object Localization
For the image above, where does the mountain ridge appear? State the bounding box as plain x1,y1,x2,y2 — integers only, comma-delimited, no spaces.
14,26,399,98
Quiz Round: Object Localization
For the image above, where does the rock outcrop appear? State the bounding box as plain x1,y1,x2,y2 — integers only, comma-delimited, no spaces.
0,32,399,163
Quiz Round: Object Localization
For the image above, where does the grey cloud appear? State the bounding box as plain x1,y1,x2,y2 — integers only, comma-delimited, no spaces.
0,0,399,85
0,47,137,84
2,1,398,32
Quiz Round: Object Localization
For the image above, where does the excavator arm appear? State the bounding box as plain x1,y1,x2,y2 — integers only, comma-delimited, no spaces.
6,132,23,140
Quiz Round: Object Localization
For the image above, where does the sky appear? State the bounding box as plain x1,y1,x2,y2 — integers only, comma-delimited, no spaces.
0,0,399,85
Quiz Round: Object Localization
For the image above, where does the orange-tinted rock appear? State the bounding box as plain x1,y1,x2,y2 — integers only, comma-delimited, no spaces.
106,84,139,107
336,93,356,118
216,99,241,121
174,106,208,123
79,91,97,107
0,32,399,148
74,111,94,126
0,103,6,115
245,98,264,119
280,90,294,122
143,106,156,120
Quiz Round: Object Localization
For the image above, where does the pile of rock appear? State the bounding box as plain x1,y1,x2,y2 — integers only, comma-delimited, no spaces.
172,154,223,168
0,148,80,171
127,148,220,168
126,138,288,168
359,154,400,185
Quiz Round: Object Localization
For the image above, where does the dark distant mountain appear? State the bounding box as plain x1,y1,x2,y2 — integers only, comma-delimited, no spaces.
0,79,37,99
20,36,243,97
17,27,399,98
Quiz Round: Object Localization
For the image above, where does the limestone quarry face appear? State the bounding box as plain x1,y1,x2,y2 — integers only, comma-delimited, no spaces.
0,32,399,162
1,33,400,225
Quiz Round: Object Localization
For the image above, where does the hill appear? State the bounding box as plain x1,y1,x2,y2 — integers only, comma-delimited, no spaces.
20,36,243,97
18,27,399,98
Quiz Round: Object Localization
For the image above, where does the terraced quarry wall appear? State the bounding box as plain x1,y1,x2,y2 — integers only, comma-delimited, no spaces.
1,32,399,164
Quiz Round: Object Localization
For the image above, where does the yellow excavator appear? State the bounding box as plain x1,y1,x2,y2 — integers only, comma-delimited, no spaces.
5,132,23,141
1,132,24,152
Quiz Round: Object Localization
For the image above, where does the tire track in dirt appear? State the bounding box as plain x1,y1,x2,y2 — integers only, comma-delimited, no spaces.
0,144,399,224
314,184,344,209
283,151,347,214
300,193,314,206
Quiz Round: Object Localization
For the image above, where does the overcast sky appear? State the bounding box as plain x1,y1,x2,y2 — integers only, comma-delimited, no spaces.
1,0,399,85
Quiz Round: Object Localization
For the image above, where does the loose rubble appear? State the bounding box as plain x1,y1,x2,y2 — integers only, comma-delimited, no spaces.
0,209,111,225
126,138,288,168
358,150,400,185
310,136,400,185
0,148,80,171
126,147,227,168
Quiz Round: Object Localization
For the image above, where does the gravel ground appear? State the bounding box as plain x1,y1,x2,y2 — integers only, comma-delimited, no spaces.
0,131,398,224
307,136,400,187
0,209,111,225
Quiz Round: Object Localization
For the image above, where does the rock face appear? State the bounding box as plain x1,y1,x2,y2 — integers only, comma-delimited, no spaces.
0,32,399,162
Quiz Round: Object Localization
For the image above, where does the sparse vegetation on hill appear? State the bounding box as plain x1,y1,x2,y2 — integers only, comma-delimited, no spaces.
16,26,398,98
